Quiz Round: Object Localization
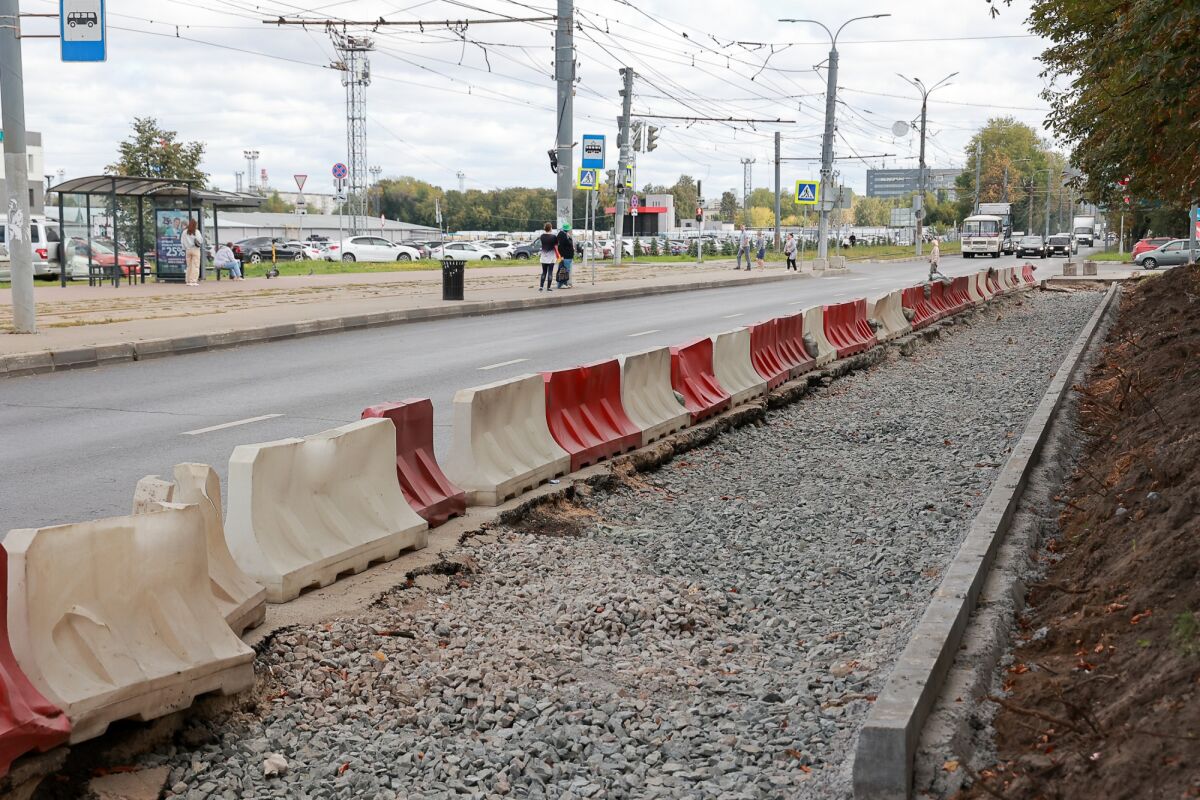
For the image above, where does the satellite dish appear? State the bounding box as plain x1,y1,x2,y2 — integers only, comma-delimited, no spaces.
891,121,910,137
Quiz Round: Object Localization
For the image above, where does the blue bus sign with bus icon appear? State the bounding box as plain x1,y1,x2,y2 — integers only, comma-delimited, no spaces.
60,0,106,62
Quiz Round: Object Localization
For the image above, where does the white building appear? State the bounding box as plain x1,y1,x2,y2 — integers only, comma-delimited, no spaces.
207,211,439,243
0,131,46,210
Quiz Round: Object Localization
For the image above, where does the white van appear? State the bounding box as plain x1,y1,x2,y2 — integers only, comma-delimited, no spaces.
0,216,61,279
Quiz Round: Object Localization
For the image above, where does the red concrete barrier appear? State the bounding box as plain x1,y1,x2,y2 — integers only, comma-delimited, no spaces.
822,299,878,359
670,337,731,424
0,548,71,777
949,276,974,312
361,399,466,527
748,319,790,390
1022,264,1037,286
928,281,955,319
902,285,939,330
986,268,1003,295
543,359,642,471
777,313,817,378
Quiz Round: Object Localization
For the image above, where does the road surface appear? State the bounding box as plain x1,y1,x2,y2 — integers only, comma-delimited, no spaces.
0,252,1066,532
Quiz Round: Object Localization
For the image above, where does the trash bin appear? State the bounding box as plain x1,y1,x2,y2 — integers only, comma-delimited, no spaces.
441,258,465,301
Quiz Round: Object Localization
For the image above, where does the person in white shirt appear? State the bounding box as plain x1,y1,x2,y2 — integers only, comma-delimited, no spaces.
214,242,242,280
180,218,204,286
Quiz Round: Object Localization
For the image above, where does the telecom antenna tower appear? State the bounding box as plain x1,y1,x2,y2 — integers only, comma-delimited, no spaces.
331,28,374,234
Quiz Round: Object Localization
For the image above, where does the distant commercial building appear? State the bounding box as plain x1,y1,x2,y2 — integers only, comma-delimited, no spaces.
207,212,439,242
0,131,46,210
604,193,676,236
866,168,962,200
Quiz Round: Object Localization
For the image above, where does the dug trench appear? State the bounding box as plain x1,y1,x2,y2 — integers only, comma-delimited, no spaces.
18,288,1108,800
952,263,1199,800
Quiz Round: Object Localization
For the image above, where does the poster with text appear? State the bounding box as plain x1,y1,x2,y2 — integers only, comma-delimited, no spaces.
155,209,189,280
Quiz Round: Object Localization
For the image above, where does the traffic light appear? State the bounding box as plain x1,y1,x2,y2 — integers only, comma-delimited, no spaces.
646,126,659,152
631,121,644,152
547,148,558,174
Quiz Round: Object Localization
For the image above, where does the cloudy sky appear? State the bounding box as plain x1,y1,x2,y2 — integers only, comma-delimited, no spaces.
20,0,1055,201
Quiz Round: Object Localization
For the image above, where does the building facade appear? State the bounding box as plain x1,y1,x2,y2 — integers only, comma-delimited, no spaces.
0,131,46,211
866,168,962,200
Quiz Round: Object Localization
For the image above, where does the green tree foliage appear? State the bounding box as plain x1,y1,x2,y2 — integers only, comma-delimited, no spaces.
670,175,698,221
854,196,891,227
719,191,738,221
107,117,206,183
260,191,295,213
954,118,1071,230
1028,0,1199,207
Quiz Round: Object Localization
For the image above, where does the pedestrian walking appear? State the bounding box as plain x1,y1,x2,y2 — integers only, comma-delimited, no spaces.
735,224,749,270
537,222,558,291
555,224,575,288
784,233,797,271
214,242,242,280
928,236,947,282
754,231,766,270
180,218,204,286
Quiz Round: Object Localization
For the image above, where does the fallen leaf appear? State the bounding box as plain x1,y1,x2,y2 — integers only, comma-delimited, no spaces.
373,651,388,662
1093,643,1105,654
338,762,350,776
943,760,959,773
799,764,812,774
1008,663,1030,675
1130,609,1153,625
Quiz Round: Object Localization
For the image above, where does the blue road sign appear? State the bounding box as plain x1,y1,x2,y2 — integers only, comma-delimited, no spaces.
576,168,599,191
332,162,348,180
794,180,819,205
581,134,606,170
60,0,106,62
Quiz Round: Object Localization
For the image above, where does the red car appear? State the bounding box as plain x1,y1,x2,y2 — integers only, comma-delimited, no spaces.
67,238,142,278
1131,237,1173,259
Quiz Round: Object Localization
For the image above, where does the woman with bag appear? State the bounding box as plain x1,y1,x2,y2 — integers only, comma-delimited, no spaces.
537,222,558,292
783,233,797,271
555,224,575,288
180,218,204,286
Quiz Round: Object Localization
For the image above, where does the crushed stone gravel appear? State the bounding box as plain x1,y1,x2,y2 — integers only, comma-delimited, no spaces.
125,291,1105,800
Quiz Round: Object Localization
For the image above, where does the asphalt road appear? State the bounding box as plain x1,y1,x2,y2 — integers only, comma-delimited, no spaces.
0,251,1064,532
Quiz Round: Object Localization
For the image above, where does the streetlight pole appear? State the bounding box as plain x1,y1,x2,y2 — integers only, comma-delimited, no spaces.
897,72,957,259
779,14,890,264
1,0,36,332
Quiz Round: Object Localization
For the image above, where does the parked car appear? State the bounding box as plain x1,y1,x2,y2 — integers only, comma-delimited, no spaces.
0,216,61,278
1130,236,1173,260
430,241,501,261
233,237,305,263
1017,235,1047,258
511,241,540,259
482,240,515,258
1046,234,1075,257
65,237,142,279
328,235,421,262
400,241,430,259
1134,239,1198,269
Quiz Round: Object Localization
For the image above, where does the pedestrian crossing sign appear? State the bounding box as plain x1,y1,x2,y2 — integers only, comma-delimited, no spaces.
794,180,820,205
576,168,600,191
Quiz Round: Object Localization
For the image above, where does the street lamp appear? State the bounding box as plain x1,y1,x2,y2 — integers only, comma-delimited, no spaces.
897,72,957,257
779,14,891,262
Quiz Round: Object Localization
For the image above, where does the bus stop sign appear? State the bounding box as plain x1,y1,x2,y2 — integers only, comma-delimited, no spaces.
61,0,106,62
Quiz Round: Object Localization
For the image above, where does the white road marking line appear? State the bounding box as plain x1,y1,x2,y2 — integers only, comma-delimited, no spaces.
848,277,870,282
788,300,808,306
721,313,744,318
182,414,282,436
627,329,661,337
478,358,529,371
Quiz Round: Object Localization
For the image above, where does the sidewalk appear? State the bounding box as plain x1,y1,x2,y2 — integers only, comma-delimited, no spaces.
0,260,821,376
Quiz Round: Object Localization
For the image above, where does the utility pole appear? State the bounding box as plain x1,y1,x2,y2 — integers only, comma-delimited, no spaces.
613,68,634,266
973,144,982,215
696,179,703,266
369,165,383,216
1044,169,1051,240
780,14,890,263
1189,203,1198,262
234,171,244,193
554,0,574,230
456,171,466,193
244,150,260,192
740,158,754,227
2,0,35,333
898,72,956,259
332,30,374,234
773,132,782,250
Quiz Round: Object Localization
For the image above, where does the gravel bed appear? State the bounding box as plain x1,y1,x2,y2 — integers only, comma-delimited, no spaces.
132,291,1104,800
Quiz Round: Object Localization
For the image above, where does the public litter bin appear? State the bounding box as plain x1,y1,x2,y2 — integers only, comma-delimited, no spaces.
441,258,465,301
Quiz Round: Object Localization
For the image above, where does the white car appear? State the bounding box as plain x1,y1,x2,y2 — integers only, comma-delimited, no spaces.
482,240,515,258
285,240,326,261
430,242,501,261
327,235,421,262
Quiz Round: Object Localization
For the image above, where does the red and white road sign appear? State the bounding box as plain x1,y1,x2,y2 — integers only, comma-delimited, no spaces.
294,174,308,192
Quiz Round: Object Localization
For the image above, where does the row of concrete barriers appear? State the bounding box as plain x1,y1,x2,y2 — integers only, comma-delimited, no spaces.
0,265,1036,774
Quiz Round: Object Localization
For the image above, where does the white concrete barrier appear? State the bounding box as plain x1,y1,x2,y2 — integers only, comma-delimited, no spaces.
618,347,690,446
226,418,429,602
709,328,768,407
802,306,838,367
444,373,571,506
1001,267,1019,293
965,272,985,305
133,464,267,635
975,270,994,301
867,291,912,342
5,505,255,744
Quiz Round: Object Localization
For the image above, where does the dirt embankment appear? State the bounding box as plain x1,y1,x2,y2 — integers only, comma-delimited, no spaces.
963,264,1200,800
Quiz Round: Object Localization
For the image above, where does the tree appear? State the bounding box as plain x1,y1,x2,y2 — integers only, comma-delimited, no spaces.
670,175,698,222
261,191,295,213
954,118,1069,228
107,117,206,183
854,196,891,227
719,191,738,221
1028,1,1199,207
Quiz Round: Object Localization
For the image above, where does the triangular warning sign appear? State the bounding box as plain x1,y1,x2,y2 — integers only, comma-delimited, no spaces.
797,184,815,201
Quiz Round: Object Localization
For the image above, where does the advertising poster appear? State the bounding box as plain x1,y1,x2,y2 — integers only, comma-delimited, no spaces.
155,209,190,281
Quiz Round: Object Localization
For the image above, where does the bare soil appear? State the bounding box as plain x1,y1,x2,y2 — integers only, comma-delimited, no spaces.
962,264,1200,799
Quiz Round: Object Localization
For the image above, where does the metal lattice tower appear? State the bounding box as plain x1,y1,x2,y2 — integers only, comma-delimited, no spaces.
331,29,374,233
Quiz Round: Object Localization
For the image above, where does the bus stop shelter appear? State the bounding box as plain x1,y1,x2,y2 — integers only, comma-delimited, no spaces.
49,175,263,286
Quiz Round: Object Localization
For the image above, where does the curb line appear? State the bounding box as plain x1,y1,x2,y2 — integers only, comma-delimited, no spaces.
850,282,1121,800
0,272,801,380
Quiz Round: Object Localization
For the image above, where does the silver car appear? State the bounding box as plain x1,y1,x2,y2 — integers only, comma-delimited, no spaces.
1017,235,1047,258
1134,239,1198,269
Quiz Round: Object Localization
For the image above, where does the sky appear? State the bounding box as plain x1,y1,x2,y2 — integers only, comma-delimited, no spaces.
17,0,1057,203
